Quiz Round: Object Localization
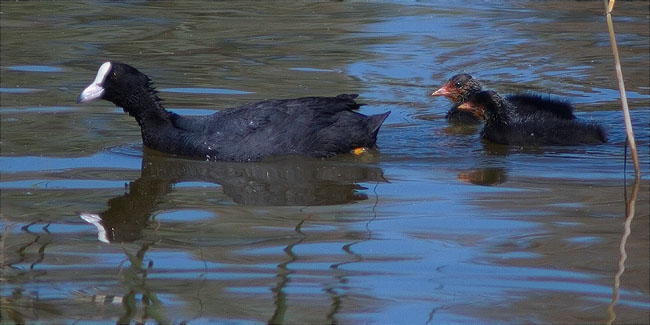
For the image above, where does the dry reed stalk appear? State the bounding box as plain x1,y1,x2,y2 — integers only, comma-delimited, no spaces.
604,0,641,179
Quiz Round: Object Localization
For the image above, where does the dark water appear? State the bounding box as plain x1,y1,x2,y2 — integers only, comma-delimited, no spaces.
1,1,649,323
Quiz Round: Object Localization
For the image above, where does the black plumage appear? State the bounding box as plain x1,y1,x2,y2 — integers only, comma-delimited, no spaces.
77,62,390,161
506,93,575,120
464,91,607,146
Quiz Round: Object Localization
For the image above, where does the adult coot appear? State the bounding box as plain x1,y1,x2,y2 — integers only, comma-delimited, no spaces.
77,62,391,161
461,90,607,146
432,74,576,124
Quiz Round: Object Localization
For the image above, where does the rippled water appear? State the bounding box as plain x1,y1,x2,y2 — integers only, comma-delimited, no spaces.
1,1,649,323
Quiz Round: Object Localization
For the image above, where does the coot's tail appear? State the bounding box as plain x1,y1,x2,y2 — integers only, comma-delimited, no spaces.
367,111,391,138
587,122,608,144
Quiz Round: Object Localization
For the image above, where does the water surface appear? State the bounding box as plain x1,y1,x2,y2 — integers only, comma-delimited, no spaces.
1,1,649,323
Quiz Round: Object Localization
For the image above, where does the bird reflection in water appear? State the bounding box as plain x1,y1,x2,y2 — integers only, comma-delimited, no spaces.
457,167,507,186
80,149,386,243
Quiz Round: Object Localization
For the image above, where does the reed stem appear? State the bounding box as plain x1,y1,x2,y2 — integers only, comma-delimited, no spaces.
604,0,641,179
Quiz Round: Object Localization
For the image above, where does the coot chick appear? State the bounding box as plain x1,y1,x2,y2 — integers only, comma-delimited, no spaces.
77,62,391,161
432,74,576,124
461,91,607,146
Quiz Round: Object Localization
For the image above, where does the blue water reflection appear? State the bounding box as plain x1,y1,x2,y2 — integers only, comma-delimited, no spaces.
0,1,648,324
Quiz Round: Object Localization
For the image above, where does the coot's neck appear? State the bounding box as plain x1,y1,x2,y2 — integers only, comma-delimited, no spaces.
483,95,514,127
114,81,174,131
460,82,483,104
